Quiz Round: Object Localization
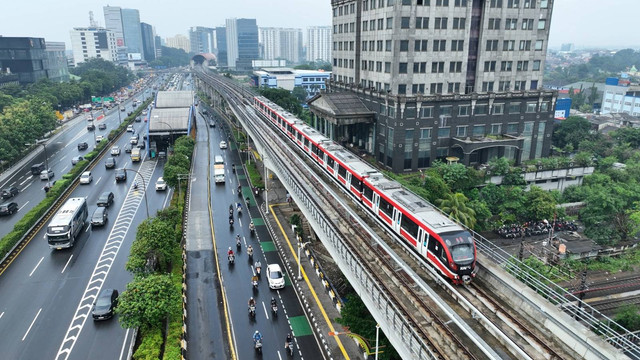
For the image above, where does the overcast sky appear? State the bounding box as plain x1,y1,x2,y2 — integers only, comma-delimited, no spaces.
1,0,639,49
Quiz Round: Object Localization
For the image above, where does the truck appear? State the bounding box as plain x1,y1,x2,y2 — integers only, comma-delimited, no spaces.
214,164,225,183
131,147,141,162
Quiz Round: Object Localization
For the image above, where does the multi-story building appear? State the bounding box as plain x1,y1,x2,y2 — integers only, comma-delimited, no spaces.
154,36,163,58
215,27,228,67
103,6,127,63
0,37,69,84
226,18,259,70
165,34,191,53
121,8,144,59
252,68,330,98
601,77,640,116
69,27,118,66
260,28,303,64
190,27,216,54
44,42,70,82
141,22,156,61
306,26,332,63
308,0,556,173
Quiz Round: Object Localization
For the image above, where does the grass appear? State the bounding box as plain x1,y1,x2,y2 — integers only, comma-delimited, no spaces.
245,161,265,189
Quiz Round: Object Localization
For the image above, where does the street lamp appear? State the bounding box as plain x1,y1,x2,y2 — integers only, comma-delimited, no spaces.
124,167,150,218
293,226,310,281
155,120,174,144
176,174,190,207
27,140,49,172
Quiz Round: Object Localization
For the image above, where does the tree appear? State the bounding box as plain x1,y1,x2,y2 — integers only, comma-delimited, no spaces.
116,274,180,330
437,193,477,229
421,171,450,203
292,86,308,102
488,157,510,176
613,305,640,333
432,161,479,193
522,186,557,221
126,218,178,274
552,116,592,149
259,87,303,117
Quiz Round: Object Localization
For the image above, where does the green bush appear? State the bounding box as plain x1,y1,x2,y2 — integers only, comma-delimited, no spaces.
163,248,184,360
246,161,264,189
133,327,163,360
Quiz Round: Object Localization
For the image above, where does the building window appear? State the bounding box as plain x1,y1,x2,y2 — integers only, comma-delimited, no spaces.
533,60,541,71
472,125,485,137
491,124,502,134
488,18,501,30
431,61,445,73
519,40,531,51
376,61,383,72
514,80,527,91
458,105,470,116
507,123,518,134
377,40,383,51
351,3,356,12
516,61,529,71
399,40,408,51
412,84,426,94
540,0,548,8
493,104,504,115
540,102,549,112
362,60,368,70
482,82,494,92
501,61,513,71
416,17,429,29
505,18,517,30
438,127,450,138
450,61,462,73
433,40,446,51
440,106,452,117
435,17,448,29
523,0,535,8
420,127,432,138
339,24,343,33
386,40,393,51
448,82,461,93
362,41,367,51
350,23,355,32
415,40,428,51
456,126,467,137
413,62,427,73
378,18,384,30
388,0,395,5
452,17,466,29
401,17,410,28
503,40,515,51
526,103,537,113
508,102,521,114
402,0,411,4
475,104,488,115
398,84,407,94
370,19,376,29
387,17,394,29
451,40,464,51
399,62,408,73
490,0,502,7
499,81,511,91
486,40,499,51
535,40,544,50
436,0,449,5
507,0,519,8
385,62,391,73
484,61,496,72
521,19,534,30
362,21,368,31
454,0,467,6
530,80,539,90
339,42,343,51
430,83,443,94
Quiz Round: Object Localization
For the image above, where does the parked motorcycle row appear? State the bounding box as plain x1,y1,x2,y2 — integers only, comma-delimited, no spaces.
495,219,578,239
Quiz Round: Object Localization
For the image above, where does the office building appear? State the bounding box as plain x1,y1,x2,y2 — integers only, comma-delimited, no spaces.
306,26,332,63
103,6,127,63
44,42,70,82
69,27,118,66
226,18,259,70
190,27,215,54
165,34,190,53
307,0,556,172
0,37,69,84
154,36,163,58
141,22,156,61
601,77,640,116
260,28,303,64
121,8,144,59
253,68,330,97
215,27,228,67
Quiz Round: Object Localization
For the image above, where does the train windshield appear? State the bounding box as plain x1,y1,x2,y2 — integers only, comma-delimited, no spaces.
440,231,474,263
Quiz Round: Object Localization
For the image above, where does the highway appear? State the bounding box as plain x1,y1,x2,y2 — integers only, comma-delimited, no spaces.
0,83,170,360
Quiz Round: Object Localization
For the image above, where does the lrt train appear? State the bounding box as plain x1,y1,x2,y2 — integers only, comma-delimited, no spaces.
253,96,477,284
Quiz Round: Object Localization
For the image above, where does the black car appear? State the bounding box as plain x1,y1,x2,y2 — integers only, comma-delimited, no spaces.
87,123,95,131
97,191,114,207
137,141,146,149
92,288,118,321
105,157,116,169
1,186,19,199
0,202,18,216
124,144,132,153
115,168,127,182
91,207,108,226
77,142,88,151
135,116,142,122
98,123,107,130
209,120,215,128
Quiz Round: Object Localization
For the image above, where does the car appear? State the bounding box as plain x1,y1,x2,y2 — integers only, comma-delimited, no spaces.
137,141,146,149
130,135,138,145
87,123,95,131
142,110,148,115
219,141,227,149
266,264,285,289
98,123,107,130
135,116,142,122
105,157,116,169
127,125,134,132
124,144,132,153
120,106,126,111
1,187,19,199
80,171,93,184
91,207,108,226
158,151,166,159
40,169,54,180
209,120,215,128
92,288,118,321
96,135,104,142
77,142,88,151
0,202,18,216
97,191,114,207
115,168,127,182
31,162,45,175
155,177,167,191
71,156,84,165
111,146,121,156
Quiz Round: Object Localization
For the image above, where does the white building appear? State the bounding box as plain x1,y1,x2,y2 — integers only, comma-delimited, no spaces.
601,78,640,116
306,26,331,63
165,34,191,53
259,28,302,64
69,27,118,66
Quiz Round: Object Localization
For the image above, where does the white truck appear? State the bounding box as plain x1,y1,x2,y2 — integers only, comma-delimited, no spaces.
214,164,225,183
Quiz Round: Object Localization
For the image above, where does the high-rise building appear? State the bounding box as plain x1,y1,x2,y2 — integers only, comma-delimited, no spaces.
44,41,70,82
307,0,557,172
69,27,118,66
260,28,303,64
121,8,144,59
306,26,332,63
165,34,191,53
0,37,69,84
226,18,259,70
215,27,228,67
141,22,156,61
103,6,127,63
154,35,163,58
190,27,215,54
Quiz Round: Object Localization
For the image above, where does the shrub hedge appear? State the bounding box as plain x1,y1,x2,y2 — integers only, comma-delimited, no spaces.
133,327,163,360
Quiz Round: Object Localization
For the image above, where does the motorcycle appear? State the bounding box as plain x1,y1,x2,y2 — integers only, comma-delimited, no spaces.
237,205,242,216
236,238,242,250
252,277,259,290
254,339,262,353
249,305,256,318
255,266,261,278
229,218,234,229
271,302,278,317
228,254,235,265
286,341,293,356
237,185,242,196
247,247,254,260
250,225,255,237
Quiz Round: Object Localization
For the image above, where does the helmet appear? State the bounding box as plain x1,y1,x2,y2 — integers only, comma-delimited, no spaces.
250,297,254,301
228,247,232,251
255,331,259,335
271,297,275,301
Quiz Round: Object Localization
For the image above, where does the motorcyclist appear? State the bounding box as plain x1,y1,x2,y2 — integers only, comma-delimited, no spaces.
271,297,277,308
251,274,259,285
253,330,262,344
232,164,236,173
133,181,138,189
249,221,255,232
247,245,254,256
254,260,262,272
248,296,256,308
236,234,241,243
227,247,234,257
238,184,242,194
285,333,293,349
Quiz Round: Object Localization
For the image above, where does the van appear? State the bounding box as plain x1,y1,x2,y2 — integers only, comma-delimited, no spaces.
214,155,224,165
131,148,141,162
31,162,45,175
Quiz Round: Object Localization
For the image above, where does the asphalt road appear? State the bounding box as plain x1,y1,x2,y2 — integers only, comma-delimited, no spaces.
0,86,154,240
0,97,171,360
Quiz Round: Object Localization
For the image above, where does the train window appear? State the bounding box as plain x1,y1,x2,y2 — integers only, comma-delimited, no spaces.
400,214,419,239
311,144,319,155
362,185,373,201
327,156,335,169
427,237,438,252
338,164,347,179
304,138,309,148
350,175,361,190
297,132,302,141
379,197,394,217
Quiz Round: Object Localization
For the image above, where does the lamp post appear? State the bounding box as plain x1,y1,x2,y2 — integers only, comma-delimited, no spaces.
156,120,174,144
177,174,190,207
28,141,49,172
375,324,380,360
124,167,150,218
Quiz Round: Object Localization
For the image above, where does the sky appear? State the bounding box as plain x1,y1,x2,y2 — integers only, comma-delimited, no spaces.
1,0,639,50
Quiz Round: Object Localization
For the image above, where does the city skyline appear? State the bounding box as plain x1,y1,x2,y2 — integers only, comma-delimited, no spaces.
1,0,640,51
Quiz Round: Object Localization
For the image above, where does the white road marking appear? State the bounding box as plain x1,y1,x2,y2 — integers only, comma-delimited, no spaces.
10,181,16,187
0,312,3,319
29,257,44,277
19,176,33,186
262,301,269,320
59,155,67,162
95,177,102,185
277,351,283,360
22,308,42,341
18,202,29,212
85,224,91,233
162,189,171,209
118,328,130,360
61,255,73,274
61,166,69,172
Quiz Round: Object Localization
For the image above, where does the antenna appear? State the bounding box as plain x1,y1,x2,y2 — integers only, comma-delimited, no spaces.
89,11,97,27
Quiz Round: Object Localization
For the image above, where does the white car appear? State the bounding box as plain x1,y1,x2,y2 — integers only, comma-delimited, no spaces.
219,141,227,149
40,169,54,180
127,125,134,132
96,135,104,142
111,146,121,156
266,264,285,289
155,177,167,191
80,171,93,184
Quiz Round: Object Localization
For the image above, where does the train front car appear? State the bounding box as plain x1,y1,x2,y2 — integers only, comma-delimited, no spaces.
440,230,477,284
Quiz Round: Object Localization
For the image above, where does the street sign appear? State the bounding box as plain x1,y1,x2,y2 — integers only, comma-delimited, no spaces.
91,96,102,102
104,97,114,102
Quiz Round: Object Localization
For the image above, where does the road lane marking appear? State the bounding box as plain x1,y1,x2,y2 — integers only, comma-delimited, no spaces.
59,155,67,162
85,224,91,233
162,189,171,209
277,351,283,360
22,182,32,191
95,177,102,185
18,202,30,212
29,257,44,277
61,166,69,172
19,176,33,186
0,311,4,319
262,301,269,320
22,308,41,341
61,255,73,274
118,328,130,360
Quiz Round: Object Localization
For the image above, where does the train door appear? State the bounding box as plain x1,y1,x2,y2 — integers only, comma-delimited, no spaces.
416,229,428,257
372,192,380,213
392,209,401,233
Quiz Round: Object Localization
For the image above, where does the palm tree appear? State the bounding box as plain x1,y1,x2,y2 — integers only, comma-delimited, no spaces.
437,193,477,229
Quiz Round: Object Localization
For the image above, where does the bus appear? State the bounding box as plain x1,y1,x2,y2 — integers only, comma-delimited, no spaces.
46,197,88,250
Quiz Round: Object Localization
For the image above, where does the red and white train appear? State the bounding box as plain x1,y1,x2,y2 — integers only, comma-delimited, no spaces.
253,96,477,284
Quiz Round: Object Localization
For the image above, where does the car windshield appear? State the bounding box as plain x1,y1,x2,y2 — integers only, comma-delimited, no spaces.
96,295,111,308
440,231,475,263
450,244,474,263
270,271,282,279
